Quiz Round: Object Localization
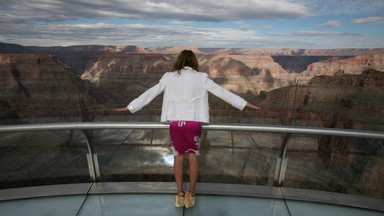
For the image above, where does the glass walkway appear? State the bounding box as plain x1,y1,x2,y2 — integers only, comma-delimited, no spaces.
0,122,383,215
0,183,383,216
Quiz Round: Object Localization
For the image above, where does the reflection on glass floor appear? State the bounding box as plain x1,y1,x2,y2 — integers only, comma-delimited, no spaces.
1,194,383,216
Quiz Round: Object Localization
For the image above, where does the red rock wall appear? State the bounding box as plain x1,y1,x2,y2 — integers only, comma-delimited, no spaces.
297,54,384,84
0,54,92,123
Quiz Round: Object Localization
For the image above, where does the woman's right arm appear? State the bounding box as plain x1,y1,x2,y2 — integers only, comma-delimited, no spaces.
114,73,169,113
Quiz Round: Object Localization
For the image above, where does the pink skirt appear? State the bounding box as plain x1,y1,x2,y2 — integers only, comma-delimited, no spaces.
170,121,202,156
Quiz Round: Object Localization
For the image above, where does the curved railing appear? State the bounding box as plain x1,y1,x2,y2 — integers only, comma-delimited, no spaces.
0,122,383,211
1,122,383,139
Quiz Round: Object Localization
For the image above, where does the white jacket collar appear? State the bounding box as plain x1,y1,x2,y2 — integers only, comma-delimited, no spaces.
183,66,193,71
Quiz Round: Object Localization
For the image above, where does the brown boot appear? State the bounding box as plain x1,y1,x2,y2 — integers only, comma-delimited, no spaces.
174,191,185,207
184,191,196,208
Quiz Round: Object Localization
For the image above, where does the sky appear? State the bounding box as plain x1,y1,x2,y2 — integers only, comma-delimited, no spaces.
0,0,383,49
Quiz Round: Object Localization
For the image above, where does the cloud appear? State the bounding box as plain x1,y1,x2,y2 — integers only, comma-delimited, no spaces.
0,21,265,47
239,24,253,31
0,20,324,48
170,21,193,25
352,17,384,25
259,25,275,30
3,20,380,49
301,0,384,15
1,1,383,49
0,0,312,24
268,31,360,37
318,20,342,29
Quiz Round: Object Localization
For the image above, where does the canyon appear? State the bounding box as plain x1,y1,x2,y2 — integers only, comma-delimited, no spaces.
1,42,383,138
0,42,383,198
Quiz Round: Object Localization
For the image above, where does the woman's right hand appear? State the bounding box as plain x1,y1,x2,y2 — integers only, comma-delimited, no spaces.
113,107,128,112
246,103,262,111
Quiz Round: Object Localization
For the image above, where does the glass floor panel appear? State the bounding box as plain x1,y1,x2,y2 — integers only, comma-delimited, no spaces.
286,200,384,216
184,195,290,216
0,194,383,216
78,194,182,216
0,195,87,216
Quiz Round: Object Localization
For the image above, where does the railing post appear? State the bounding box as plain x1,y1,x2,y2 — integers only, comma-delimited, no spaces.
86,153,96,182
273,133,291,187
82,129,101,182
231,131,234,154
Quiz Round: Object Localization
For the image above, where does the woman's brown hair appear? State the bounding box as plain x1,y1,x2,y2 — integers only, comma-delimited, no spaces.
172,50,199,73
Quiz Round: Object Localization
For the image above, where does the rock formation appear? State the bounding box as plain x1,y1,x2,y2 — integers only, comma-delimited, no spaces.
251,69,384,198
199,47,384,56
145,46,202,54
0,42,144,77
259,69,384,127
81,53,295,99
0,54,92,123
296,54,384,84
271,56,338,74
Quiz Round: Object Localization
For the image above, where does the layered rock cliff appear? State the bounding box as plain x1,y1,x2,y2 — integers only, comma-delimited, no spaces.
0,43,145,77
258,69,384,129
257,69,384,197
2,42,384,78
0,54,92,123
297,54,384,84
219,54,294,93
81,53,295,98
271,56,338,74
200,47,384,56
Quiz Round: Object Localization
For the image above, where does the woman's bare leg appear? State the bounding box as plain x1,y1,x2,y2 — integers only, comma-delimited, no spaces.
188,153,198,193
174,155,184,193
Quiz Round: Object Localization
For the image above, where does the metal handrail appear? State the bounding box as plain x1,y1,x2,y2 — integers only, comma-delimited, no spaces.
0,122,383,139
1,121,383,194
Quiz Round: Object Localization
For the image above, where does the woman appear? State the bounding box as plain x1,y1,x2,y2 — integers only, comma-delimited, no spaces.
114,50,261,208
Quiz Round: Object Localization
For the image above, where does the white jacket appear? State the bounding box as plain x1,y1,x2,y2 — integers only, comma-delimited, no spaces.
127,67,247,123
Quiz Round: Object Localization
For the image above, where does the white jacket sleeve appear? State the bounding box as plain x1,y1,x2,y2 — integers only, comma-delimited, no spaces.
127,73,168,113
203,74,247,110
